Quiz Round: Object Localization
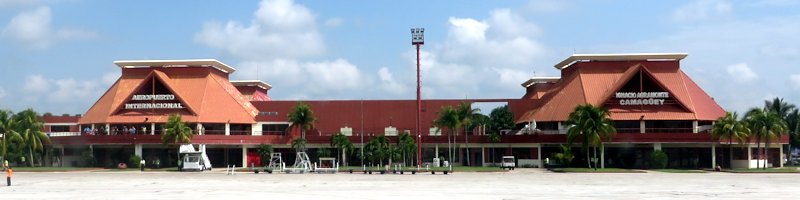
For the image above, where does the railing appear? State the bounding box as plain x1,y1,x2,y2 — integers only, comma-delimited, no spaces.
258,131,286,136
47,132,81,137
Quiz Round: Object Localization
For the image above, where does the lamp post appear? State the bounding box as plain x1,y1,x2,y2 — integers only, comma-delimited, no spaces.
411,28,424,167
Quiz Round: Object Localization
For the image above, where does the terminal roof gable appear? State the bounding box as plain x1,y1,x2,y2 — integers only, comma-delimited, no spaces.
109,71,198,116
597,64,693,113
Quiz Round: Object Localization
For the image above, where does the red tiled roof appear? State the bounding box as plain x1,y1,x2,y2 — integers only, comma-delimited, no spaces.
79,67,257,124
516,60,725,123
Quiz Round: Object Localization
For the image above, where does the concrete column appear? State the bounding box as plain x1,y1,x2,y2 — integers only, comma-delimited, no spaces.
711,143,716,168
481,147,485,167
779,144,784,168
747,146,753,168
252,123,262,136
105,124,110,134
150,123,155,135
196,123,203,135
435,144,439,159
654,143,662,151
225,123,230,136
135,144,143,157
692,120,699,133
600,145,605,169
242,146,248,168
639,120,646,133
537,145,543,168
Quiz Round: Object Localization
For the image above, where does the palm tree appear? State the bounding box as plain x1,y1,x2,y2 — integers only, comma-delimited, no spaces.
711,112,749,169
765,98,795,119
365,135,390,166
161,113,193,145
15,109,50,167
785,109,800,162
256,144,273,166
745,108,787,169
455,102,479,166
434,106,459,165
291,138,306,153
288,102,316,152
764,98,797,164
565,104,616,169
0,110,23,164
396,132,416,165
330,133,354,166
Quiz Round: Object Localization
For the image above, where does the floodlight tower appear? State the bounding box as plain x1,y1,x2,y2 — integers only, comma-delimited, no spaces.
411,28,424,167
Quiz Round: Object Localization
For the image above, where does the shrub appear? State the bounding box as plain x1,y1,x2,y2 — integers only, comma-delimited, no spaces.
129,155,142,168
650,150,668,169
81,150,96,167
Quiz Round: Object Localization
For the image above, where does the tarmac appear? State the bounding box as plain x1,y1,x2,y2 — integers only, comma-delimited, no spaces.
0,168,798,199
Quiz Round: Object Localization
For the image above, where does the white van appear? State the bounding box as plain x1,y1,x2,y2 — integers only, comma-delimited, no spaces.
501,156,516,170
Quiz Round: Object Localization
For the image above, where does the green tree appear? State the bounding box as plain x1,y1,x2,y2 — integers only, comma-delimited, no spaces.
288,102,316,152
565,104,616,169
489,105,515,133
434,106,459,164
0,110,23,163
487,132,501,164
256,144,273,165
765,98,795,119
15,109,50,167
650,150,668,169
396,132,416,166
365,135,390,166
161,113,193,145
553,144,574,167
786,109,800,154
330,133,354,166
711,112,750,169
456,102,480,166
291,138,306,153
745,108,787,169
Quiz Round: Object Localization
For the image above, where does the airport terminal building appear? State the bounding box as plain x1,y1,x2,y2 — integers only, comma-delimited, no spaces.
42,53,789,169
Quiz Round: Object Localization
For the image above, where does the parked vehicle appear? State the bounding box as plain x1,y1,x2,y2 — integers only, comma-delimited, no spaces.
181,152,208,171
501,156,516,170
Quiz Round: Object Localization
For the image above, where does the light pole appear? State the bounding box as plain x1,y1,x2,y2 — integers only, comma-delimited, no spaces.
411,28,424,167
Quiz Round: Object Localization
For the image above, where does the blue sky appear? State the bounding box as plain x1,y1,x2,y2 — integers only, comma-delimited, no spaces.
1,0,800,115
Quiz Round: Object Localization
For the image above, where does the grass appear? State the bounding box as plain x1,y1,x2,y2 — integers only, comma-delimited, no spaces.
10,167,100,172
650,169,706,173
726,167,800,173
549,168,645,173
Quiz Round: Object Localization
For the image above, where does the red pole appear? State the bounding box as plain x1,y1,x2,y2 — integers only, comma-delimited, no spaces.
416,44,422,167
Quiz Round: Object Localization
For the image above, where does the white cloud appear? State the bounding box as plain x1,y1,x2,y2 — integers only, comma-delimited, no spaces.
102,71,121,86
235,59,366,98
324,18,343,28
725,63,758,83
24,74,49,92
790,74,800,90
0,86,6,99
1,6,96,49
377,67,407,95
194,0,324,60
410,9,546,98
673,0,732,22
50,78,99,103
